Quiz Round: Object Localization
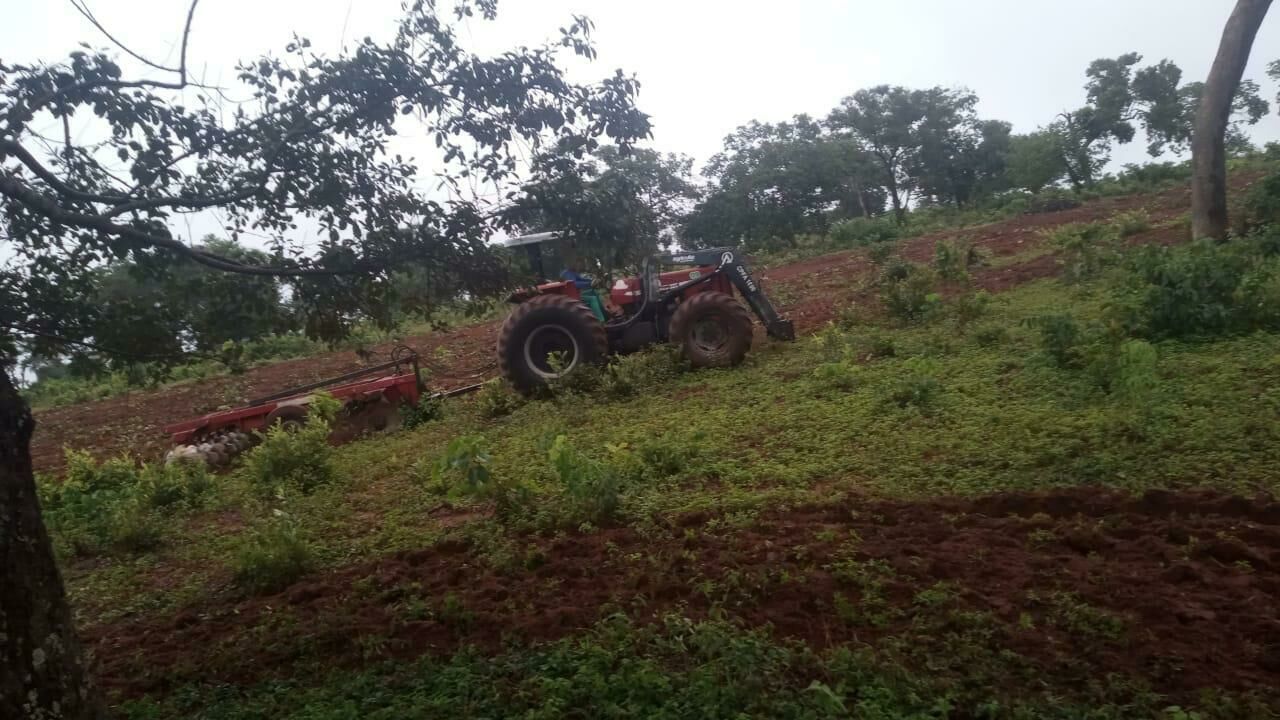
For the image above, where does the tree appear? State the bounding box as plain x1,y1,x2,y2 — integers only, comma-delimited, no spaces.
827,85,1007,219
684,115,878,249
0,2,648,715
504,146,698,273
1007,130,1068,192
827,86,926,224
1052,51,1270,190
1271,60,1280,106
1192,0,1273,240
911,92,1012,207
37,237,292,379
179,238,290,351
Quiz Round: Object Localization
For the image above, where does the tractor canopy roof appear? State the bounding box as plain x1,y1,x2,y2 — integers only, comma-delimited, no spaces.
502,231,561,248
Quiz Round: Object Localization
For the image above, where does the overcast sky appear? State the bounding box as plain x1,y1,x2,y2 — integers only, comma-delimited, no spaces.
4,0,1280,241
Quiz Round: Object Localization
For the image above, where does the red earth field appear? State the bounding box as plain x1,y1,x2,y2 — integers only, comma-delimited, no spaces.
42,178,1280,709
30,183,1196,476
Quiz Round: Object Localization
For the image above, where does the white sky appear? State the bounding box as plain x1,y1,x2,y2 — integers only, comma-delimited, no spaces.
4,0,1280,244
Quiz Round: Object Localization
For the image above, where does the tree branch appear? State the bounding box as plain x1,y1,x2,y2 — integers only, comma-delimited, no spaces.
66,0,198,76
1,139,130,204
0,173,369,277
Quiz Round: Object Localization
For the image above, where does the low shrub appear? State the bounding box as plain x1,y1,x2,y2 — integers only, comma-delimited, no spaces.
476,379,525,418
242,411,339,495
429,435,529,516
813,360,860,391
950,291,991,328
1241,170,1280,231
232,512,315,594
879,262,940,323
1109,209,1153,238
1042,222,1120,283
830,216,899,247
430,435,495,497
1024,188,1081,214
633,431,703,480
857,331,898,360
867,242,896,266
885,357,942,412
545,435,624,525
1027,314,1085,368
972,323,1010,347
40,450,214,557
401,394,444,430
599,346,687,400
1108,339,1161,405
813,322,851,362
1109,236,1280,339
933,239,981,282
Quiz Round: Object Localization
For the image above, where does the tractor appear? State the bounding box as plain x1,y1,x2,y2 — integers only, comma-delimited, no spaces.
497,232,795,393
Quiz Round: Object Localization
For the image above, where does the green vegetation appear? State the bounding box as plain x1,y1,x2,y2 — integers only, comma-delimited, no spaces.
242,395,343,496
120,612,1276,720
36,223,1280,717
39,450,214,558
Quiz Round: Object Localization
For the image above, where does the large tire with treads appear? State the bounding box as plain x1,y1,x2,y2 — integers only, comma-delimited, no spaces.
669,291,753,369
497,294,608,394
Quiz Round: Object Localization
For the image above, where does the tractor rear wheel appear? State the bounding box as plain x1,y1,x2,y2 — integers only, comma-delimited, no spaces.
497,294,608,394
670,291,753,368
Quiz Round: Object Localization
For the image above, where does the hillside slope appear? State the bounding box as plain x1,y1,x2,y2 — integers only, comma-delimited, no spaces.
30,184,1194,475
43,174,1280,717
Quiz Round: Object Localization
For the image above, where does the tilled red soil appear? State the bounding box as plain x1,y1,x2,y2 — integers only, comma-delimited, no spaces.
29,177,1248,476
86,487,1280,705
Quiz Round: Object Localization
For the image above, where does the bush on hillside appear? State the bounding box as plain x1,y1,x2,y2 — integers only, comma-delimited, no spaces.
401,394,445,430
1024,188,1081,214
544,434,624,526
476,379,525,418
1109,209,1153,238
599,346,688,400
232,511,316,594
830,216,899,247
40,450,214,557
1242,171,1280,231
1042,222,1121,284
242,401,340,495
879,262,940,323
1108,235,1280,339
933,239,981,282
1027,314,1086,369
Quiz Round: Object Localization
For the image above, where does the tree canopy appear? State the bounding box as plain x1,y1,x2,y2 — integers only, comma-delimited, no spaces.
0,0,651,364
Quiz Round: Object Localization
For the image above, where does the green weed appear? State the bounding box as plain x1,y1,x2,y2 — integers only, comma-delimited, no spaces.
1043,222,1121,283
545,434,624,525
242,415,339,496
934,238,981,281
830,216,900,247
232,511,316,594
40,450,214,557
879,262,941,323
400,394,444,429
476,379,525,418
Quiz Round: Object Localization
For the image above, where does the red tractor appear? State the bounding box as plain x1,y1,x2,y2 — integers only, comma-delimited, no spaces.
497,233,795,393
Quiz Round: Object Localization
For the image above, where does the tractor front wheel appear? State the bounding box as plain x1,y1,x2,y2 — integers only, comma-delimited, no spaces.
497,294,608,394
670,291,753,368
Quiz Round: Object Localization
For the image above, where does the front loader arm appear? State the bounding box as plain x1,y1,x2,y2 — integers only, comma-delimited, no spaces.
657,247,795,341
717,249,795,341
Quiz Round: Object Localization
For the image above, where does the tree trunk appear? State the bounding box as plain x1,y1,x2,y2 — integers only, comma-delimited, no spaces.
0,370,105,719
1191,0,1273,240
887,176,906,225
853,179,869,218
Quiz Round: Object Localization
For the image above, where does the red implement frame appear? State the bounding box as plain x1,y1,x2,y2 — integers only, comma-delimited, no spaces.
163,347,429,445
